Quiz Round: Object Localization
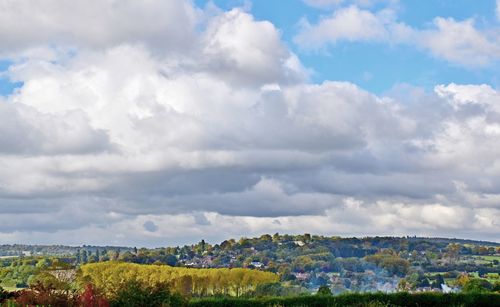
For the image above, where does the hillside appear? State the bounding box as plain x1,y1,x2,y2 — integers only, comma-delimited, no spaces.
1,234,499,293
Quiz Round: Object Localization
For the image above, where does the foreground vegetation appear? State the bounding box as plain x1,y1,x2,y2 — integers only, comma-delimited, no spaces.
1,283,499,306
190,293,500,307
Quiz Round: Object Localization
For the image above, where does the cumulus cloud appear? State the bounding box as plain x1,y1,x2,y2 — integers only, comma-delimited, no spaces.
0,102,112,155
201,9,306,86
294,6,395,48
418,17,500,67
0,0,499,246
0,0,198,54
294,6,500,67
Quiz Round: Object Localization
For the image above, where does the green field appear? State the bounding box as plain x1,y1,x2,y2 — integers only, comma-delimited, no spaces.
481,255,500,261
471,255,500,261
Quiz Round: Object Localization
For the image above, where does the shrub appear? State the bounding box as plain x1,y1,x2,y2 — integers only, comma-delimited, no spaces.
109,280,186,307
12,282,77,307
317,285,332,296
79,284,110,307
0,286,14,303
188,293,500,307
462,279,493,293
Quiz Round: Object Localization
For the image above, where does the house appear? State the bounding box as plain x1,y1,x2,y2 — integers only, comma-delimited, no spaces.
250,261,264,268
294,241,305,247
293,272,311,281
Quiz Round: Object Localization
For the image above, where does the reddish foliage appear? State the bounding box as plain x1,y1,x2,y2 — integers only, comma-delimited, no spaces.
5,283,109,307
13,283,77,307
79,284,110,307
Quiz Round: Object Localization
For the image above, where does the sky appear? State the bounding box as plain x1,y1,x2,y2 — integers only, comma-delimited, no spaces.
0,0,500,247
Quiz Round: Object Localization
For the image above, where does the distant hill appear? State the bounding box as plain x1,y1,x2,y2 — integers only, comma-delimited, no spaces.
0,235,498,257
0,244,131,257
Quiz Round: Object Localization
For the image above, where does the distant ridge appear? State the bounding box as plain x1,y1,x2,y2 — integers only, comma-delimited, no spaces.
0,235,498,256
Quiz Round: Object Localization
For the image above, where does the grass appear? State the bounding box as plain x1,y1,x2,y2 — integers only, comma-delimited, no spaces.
481,255,500,261
470,255,500,262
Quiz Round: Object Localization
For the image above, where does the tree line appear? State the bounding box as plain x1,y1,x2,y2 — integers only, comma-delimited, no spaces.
80,262,278,298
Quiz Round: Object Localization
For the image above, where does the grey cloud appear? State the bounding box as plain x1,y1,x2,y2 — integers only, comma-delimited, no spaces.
0,0,198,55
0,103,113,155
143,221,159,232
193,212,211,226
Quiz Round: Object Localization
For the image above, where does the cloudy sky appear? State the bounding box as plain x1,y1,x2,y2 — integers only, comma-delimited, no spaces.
1,0,500,247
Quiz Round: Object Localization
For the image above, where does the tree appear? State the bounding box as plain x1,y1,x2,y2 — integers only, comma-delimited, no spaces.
431,274,445,289
456,273,470,287
79,284,109,307
397,279,413,292
79,262,278,298
82,250,88,263
462,279,492,293
110,280,184,307
316,285,332,296
100,249,109,262
446,244,460,257
113,250,120,261
36,258,51,269
364,250,410,276
29,272,72,295
165,254,177,266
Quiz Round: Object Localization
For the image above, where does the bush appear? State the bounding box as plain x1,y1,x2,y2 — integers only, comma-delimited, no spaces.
189,293,500,307
462,279,493,293
79,284,110,307
109,280,186,307
0,286,14,303
317,285,332,296
249,282,307,297
11,282,77,307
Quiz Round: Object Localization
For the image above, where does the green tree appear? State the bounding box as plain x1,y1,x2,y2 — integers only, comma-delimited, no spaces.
462,279,492,293
316,285,332,296
110,280,184,307
82,250,88,263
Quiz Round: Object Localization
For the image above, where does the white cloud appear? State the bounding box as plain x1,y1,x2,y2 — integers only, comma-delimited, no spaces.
294,6,500,67
418,17,500,67
294,6,393,48
201,9,306,86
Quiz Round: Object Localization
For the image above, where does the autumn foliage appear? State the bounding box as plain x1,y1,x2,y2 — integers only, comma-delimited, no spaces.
80,262,279,298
